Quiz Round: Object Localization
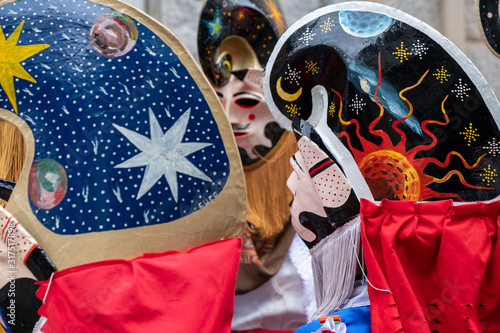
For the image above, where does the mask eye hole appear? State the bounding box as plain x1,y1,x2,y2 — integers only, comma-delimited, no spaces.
235,98,259,108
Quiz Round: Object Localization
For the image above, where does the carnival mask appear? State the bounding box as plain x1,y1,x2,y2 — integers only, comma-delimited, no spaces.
264,3,500,328
198,0,288,166
287,118,360,248
264,2,500,204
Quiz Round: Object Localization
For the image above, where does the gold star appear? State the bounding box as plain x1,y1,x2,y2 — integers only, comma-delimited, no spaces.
285,103,301,116
459,123,480,146
328,102,336,117
392,41,412,63
305,60,319,74
0,21,49,114
320,17,335,33
432,66,452,84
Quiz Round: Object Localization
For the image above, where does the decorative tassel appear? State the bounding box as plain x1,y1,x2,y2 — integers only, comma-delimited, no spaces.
310,216,361,321
0,120,25,207
244,131,297,238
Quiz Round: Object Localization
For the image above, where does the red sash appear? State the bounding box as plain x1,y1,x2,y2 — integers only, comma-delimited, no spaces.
37,238,241,333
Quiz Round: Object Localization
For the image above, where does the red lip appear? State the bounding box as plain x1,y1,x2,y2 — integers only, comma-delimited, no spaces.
233,131,248,138
232,124,249,138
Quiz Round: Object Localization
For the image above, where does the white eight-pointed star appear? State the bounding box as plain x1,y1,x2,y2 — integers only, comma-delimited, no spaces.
113,108,213,202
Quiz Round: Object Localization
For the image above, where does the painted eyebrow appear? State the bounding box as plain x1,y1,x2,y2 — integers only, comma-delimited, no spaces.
292,154,304,172
309,158,334,179
233,91,262,99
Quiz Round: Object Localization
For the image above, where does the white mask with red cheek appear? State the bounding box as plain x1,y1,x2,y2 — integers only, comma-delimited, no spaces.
287,151,325,243
297,136,352,208
215,68,283,163
288,136,355,246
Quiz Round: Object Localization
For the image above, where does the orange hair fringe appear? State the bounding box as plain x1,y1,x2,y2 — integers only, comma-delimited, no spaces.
244,130,297,238
0,120,25,207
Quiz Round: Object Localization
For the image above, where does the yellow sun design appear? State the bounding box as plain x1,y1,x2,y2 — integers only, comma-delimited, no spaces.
0,21,49,114
265,0,286,34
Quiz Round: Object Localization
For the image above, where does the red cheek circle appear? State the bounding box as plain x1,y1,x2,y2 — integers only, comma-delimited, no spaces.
248,114,256,121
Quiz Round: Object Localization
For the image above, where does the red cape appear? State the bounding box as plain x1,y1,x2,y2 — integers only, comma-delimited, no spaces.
361,199,500,333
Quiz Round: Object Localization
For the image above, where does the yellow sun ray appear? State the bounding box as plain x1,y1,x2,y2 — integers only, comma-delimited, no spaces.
0,21,50,114
265,0,286,34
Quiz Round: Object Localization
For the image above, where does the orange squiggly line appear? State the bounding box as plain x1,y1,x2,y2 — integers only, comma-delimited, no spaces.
338,131,356,152
425,96,450,126
373,52,384,117
420,187,463,201
332,88,348,125
409,95,449,157
393,70,430,148
425,152,486,169
369,53,391,143
397,69,430,121
333,88,363,152
431,170,492,190
339,116,362,151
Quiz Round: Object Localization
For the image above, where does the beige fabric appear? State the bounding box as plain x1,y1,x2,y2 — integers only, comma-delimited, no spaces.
235,220,295,294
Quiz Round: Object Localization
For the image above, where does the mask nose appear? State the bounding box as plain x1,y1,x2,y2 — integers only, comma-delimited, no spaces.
224,101,241,126
286,170,298,196
216,88,243,127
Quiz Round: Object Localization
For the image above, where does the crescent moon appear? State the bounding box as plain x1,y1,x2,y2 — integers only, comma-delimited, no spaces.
276,76,302,102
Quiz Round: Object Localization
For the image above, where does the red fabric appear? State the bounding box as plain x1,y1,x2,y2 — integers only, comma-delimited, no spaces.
231,328,293,333
360,199,500,333
36,238,242,333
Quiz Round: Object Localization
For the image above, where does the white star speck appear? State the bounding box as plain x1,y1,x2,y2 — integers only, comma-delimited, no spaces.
113,108,213,202
411,39,429,59
298,27,316,46
451,78,471,102
350,94,366,115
